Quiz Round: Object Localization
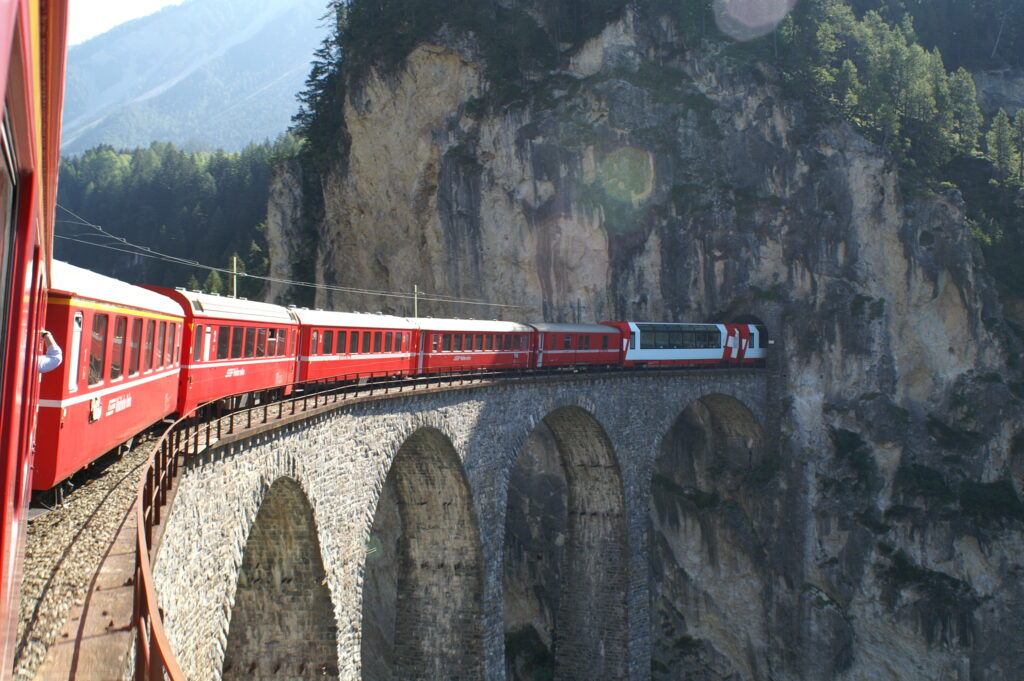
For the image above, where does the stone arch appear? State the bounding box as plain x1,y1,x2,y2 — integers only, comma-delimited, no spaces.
222,476,339,680
361,427,485,681
649,393,768,680
503,405,629,680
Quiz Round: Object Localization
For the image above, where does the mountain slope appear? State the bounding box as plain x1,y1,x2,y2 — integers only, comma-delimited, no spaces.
61,0,326,153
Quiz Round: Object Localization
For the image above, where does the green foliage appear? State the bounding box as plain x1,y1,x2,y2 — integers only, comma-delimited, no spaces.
56,138,294,298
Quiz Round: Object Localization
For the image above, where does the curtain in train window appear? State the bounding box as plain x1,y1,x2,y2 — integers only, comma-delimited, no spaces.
88,314,109,385
110,317,127,379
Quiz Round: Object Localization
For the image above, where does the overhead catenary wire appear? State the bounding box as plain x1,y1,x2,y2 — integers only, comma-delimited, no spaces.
54,205,529,310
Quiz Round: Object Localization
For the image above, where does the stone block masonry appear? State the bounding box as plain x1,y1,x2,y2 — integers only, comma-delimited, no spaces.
151,371,770,681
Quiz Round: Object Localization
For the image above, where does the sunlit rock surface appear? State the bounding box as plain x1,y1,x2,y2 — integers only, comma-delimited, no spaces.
269,6,1024,679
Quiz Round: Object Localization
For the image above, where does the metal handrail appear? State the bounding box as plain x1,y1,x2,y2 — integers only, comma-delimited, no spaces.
130,362,765,679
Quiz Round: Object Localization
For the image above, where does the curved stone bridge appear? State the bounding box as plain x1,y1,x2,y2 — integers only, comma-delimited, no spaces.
152,370,774,681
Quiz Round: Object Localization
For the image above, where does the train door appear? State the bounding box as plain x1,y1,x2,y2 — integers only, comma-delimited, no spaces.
537,333,544,368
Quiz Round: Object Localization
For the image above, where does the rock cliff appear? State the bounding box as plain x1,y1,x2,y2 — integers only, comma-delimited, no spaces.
270,5,1024,679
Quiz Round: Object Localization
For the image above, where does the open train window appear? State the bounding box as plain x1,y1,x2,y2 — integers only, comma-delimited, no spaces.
110,317,127,380
88,314,108,385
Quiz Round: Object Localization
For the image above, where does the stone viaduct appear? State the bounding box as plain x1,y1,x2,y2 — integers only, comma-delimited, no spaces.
151,370,774,681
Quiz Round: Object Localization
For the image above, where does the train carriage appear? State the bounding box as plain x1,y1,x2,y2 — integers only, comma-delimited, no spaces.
291,308,418,382
601,321,768,368
148,287,298,415
35,262,185,490
528,322,621,369
414,318,533,374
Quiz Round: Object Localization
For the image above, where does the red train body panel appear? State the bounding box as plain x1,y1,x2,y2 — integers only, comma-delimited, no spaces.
35,262,185,489
0,0,69,669
528,323,621,369
145,287,299,416
292,309,418,382
414,318,533,374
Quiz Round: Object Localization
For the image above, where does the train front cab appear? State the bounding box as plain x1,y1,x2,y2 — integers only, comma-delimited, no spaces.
34,263,185,489
149,288,299,415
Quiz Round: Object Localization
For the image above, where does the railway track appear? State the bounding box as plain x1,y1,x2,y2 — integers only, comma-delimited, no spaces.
13,436,159,681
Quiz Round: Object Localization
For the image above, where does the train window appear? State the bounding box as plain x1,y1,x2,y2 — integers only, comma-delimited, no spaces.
349,331,359,354
337,331,346,353
602,335,609,350
395,333,403,352
268,328,279,356
110,317,127,380
432,334,439,352
442,334,451,351
217,326,230,359
156,322,166,368
68,313,84,392
256,328,267,357
172,324,179,365
486,335,493,351
582,336,591,350
630,332,636,350
563,335,571,350
89,314,109,385
129,319,142,375
310,330,318,355
323,330,333,354
193,324,204,362
144,320,155,371
384,332,392,353
474,334,482,351
373,331,382,352
454,334,463,352
244,327,255,358
231,327,243,359
361,332,370,353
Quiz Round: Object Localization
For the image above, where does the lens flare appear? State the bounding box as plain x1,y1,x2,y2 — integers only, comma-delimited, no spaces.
598,147,655,207
713,0,796,41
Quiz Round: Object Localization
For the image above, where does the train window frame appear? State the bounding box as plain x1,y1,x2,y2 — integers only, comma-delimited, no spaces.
144,320,155,372
88,313,109,386
231,326,244,359
193,324,204,363
244,327,255,358
129,319,142,375
256,327,267,358
110,316,127,380
217,325,230,360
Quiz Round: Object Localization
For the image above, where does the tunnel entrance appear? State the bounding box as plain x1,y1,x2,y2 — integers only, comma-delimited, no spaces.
222,477,339,680
361,428,484,681
503,406,628,681
649,394,766,680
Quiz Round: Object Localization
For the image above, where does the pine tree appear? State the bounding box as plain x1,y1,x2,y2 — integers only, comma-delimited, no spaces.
948,68,984,153
203,269,224,295
986,108,1016,182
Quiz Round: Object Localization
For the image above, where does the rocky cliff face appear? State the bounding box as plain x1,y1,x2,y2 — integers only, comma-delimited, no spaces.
271,6,1024,679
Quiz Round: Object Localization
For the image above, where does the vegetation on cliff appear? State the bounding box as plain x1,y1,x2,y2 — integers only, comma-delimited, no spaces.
56,137,301,296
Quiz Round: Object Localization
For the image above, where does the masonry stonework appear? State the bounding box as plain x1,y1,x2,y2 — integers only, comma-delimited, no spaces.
151,371,770,681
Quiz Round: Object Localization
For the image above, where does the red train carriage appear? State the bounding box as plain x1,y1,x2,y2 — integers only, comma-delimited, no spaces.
528,323,622,369
291,308,418,382
34,262,185,490
0,0,69,669
414,318,533,374
148,288,298,415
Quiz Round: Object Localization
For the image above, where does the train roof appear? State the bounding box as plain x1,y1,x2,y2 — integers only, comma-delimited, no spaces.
411,318,533,333
528,322,620,334
151,287,296,324
289,308,418,330
49,261,184,317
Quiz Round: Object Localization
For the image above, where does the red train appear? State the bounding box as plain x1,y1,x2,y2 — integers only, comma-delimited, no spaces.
34,261,769,495
0,0,69,671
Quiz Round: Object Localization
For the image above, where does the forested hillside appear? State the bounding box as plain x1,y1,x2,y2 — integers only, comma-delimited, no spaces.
55,137,301,297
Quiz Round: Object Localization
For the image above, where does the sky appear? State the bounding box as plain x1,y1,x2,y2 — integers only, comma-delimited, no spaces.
68,0,187,45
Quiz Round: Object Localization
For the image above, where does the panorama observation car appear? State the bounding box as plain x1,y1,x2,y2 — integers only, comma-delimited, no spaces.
600,321,767,368
35,263,185,490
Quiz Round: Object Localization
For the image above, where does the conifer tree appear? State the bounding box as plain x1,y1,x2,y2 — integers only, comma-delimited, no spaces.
986,109,1017,183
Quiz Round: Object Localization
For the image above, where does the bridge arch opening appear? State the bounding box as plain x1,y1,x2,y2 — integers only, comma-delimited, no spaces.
222,476,339,680
649,393,767,680
503,406,628,681
361,427,484,681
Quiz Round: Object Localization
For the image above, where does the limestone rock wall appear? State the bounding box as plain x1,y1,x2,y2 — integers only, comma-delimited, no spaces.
266,5,1024,679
